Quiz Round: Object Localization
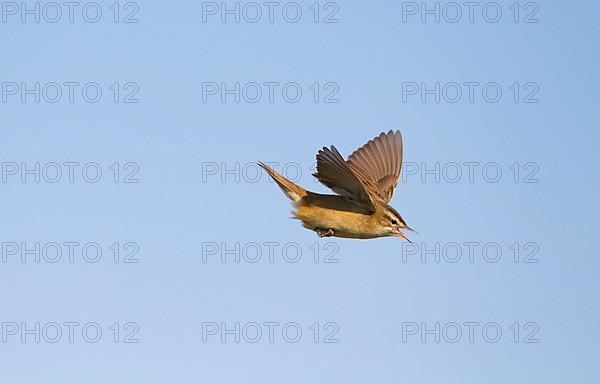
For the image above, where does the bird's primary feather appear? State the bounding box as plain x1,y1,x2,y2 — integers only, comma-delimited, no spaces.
312,146,376,212
313,130,404,204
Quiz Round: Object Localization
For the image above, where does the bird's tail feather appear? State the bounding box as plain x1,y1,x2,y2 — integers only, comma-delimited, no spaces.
258,161,307,202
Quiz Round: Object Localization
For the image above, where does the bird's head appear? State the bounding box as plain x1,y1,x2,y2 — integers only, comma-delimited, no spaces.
379,205,413,242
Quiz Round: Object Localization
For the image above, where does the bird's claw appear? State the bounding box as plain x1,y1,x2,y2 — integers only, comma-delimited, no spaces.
315,228,335,237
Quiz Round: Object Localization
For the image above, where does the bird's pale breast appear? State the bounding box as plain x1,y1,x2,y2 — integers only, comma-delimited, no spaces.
293,201,382,239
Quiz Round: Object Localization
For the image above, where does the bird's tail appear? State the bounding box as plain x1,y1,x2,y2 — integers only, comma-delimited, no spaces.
258,161,307,203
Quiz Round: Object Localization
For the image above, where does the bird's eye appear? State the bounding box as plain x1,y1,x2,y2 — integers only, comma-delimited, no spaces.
391,219,398,225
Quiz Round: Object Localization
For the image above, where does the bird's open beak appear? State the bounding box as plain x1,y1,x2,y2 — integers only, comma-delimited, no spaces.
393,228,412,243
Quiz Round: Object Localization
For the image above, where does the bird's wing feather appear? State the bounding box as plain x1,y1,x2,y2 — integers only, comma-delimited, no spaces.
346,130,403,203
313,145,376,212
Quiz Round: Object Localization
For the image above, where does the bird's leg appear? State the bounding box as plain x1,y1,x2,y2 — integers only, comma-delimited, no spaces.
315,228,335,237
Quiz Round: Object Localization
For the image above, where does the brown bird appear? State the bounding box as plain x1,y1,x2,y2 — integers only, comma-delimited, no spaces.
259,130,412,241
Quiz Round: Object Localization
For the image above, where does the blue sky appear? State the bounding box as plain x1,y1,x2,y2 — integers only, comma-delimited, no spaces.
1,1,599,383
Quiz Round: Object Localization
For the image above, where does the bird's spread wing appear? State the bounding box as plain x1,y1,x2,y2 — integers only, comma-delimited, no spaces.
346,130,403,203
313,145,376,212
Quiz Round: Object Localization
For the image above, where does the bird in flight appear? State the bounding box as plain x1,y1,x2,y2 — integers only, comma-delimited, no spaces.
259,130,412,241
